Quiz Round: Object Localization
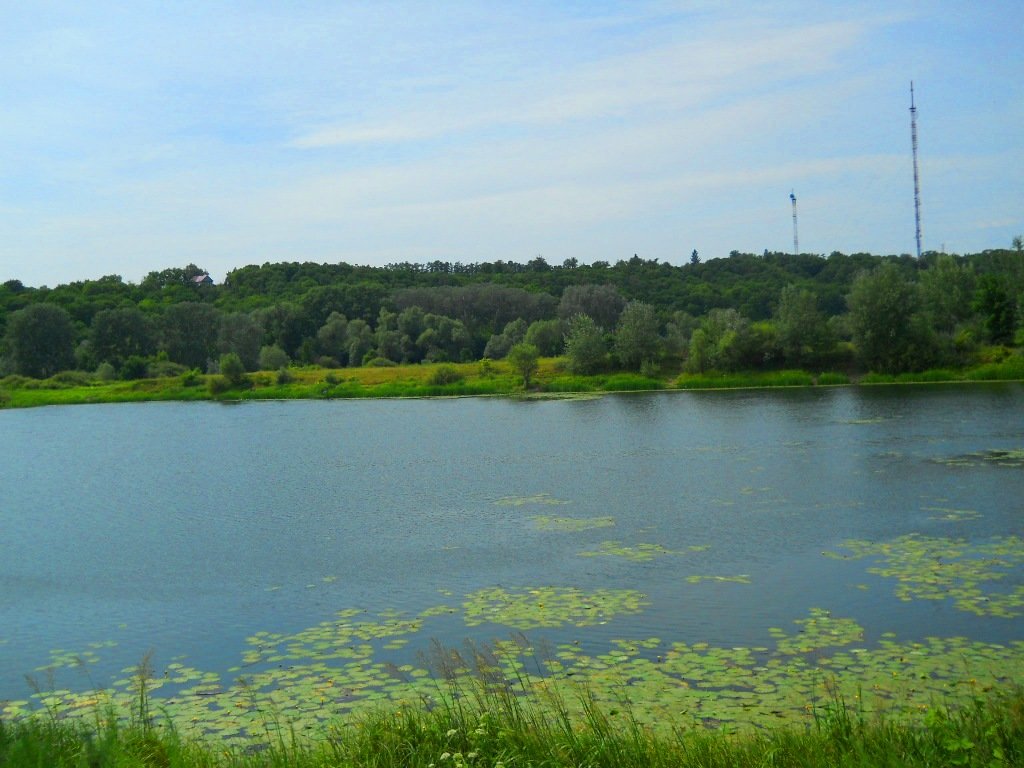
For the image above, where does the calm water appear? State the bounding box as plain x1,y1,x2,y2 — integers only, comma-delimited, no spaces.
1,385,1022,700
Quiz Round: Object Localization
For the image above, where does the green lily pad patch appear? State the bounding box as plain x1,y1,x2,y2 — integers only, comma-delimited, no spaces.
825,534,1024,617
495,493,570,506
685,575,752,585
531,515,615,531
932,448,1024,468
578,541,678,561
463,586,648,629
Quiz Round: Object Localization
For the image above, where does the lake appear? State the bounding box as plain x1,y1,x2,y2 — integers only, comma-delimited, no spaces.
1,385,1023,737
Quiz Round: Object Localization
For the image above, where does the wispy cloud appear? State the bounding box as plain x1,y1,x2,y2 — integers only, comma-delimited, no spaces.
0,1,1021,285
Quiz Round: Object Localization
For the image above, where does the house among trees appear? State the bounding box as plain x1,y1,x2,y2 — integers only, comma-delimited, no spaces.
192,274,214,286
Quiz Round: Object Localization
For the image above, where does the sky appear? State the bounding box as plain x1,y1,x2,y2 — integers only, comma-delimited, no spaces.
1,1,1022,288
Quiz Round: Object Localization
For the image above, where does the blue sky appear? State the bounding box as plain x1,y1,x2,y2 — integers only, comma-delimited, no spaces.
1,1,1022,287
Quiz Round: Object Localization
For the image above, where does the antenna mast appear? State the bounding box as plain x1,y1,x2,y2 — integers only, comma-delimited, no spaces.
790,191,799,255
910,81,922,258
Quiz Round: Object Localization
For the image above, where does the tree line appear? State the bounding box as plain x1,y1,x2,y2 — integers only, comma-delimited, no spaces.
2,242,1022,382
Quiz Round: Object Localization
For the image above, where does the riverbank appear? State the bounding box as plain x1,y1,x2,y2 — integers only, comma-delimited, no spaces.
2,678,1021,768
1,355,1023,409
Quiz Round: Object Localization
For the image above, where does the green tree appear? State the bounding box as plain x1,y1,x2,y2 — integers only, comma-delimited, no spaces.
507,342,539,388
973,275,1017,344
614,301,661,370
524,319,564,357
847,264,934,372
90,307,156,369
316,312,350,364
3,303,76,378
775,286,834,368
217,312,263,371
564,314,606,374
258,344,290,371
161,302,221,370
919,255,975,334
557,284,625,331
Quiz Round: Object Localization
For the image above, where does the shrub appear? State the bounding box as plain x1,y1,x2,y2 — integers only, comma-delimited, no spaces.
478,358,495,378
207,376,232,395
639,359,661,378
219,353,246,387
180,369,202,387
429,364,464,385
95,362,117,381
47,370,93,386
0,389,10,407
316,356,342,369
275,367,294,385
365,357,397,367
324,371,338,385
120,355,150,380
258,345,290,371
146,359,187,378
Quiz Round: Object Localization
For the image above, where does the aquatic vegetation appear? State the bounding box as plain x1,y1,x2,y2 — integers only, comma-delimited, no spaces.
531,515,615,531
769,609,864,655
924,506,982,522
7,596,1024,744
462,586,648,629
931,448,1024,468
684,574,752,584
826,534,1024,617
494,493,570,506
32,642,115,672
577,541,678,561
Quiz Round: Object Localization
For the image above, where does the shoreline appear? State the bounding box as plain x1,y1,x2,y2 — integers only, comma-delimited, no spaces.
2,362,1023,410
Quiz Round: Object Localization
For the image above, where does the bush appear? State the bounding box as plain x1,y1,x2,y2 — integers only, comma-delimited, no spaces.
146,359,187,378
0,389,10,407
0,374,32,388
95,362,117,381
276,367,294,385
219,353,246,387
428,364,464,385
180,369,202,387
207,376,232,395
478,358,495,378
120,356,150,380
258,345,290,371
365,357,397,367
316,356,342,369
47,370,94,386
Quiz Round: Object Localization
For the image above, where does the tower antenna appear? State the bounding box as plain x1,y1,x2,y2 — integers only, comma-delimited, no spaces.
790,190,799,255
910,81,922,258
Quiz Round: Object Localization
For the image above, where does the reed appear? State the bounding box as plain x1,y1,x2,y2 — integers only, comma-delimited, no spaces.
2,669,1021,768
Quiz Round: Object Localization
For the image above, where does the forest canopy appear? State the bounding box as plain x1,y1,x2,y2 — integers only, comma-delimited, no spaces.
2,244,1023,381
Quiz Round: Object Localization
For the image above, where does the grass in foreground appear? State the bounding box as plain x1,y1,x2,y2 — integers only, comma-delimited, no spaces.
2,677,1021,768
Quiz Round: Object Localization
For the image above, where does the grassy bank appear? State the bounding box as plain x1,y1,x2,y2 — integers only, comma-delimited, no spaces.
1,355,1023,409
2,676,1021,768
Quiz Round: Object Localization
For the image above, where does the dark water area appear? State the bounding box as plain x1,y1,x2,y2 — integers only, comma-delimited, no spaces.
1,385,1022,702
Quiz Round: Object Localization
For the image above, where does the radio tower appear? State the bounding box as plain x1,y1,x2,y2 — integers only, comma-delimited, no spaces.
910,82,922,258
790,190,799,255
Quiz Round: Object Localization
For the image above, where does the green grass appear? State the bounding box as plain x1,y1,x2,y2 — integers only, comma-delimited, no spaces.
674,369,815,389
2,671,1021,768
2,354,1023,409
